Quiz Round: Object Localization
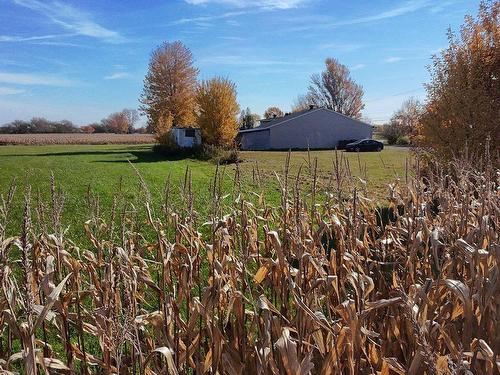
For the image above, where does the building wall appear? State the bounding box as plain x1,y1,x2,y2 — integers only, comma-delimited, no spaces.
269,110,372,150
172,128,201,148
240,129,270,150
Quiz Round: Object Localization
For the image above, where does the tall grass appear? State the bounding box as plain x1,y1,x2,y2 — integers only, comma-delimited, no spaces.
0,151,497,374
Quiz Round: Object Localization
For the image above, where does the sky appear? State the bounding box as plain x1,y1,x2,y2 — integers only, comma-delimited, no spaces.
0,0,482,126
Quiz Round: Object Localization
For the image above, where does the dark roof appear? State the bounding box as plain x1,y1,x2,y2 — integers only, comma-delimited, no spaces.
239,107,371,134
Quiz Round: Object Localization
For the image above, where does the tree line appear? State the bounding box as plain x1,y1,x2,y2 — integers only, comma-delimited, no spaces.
0,109,146,134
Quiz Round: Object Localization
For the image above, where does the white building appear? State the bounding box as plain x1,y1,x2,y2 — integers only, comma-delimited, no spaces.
172,127,201,148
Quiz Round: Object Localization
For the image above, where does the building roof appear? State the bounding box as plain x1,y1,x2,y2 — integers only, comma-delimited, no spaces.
238,107,372,134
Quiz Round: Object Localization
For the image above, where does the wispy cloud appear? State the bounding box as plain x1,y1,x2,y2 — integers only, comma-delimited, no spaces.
104,72,131,80
350,64,366,71
0,72,73,86
172,10,249,25
0,86,26,95
285,0,433,32
383,57,403,63
0,33,73,42
319,42,364,53
429,0,457,14
12,0,124,43
342,0,432,25
184,0,308,10
199,55,306,66
217,36,245,41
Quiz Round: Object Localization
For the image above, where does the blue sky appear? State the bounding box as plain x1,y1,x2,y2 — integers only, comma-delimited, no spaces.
0,0,481,126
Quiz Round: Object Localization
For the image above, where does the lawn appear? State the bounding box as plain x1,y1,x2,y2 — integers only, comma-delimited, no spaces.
0,143,409,241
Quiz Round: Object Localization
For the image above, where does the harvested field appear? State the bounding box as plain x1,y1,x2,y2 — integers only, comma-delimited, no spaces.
0,154,497,374
0,133,156,145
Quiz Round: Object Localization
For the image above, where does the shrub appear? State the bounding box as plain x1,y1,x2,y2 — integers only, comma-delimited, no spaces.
194,144,240,164
380,124,401,145
395,135,410,146
152,131,183,156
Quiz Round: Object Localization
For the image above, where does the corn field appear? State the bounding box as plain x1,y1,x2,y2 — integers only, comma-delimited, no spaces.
0,152,498,374
0,134,155,146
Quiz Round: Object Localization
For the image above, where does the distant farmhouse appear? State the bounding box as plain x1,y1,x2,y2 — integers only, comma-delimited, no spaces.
238,106,373,150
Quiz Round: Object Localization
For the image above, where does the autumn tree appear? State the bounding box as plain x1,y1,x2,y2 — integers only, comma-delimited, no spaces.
382,97,424,144
417,1,499,159
306,58,364,118
102,111,129,133
140,41,198,134
102,109,139,134
239,107,260,129
264,106,284,119
196,77,240,147
81,124,96,133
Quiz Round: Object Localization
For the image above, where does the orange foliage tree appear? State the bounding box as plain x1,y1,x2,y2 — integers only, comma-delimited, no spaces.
417,1,499,160
140,41,198,134
196,77,240,147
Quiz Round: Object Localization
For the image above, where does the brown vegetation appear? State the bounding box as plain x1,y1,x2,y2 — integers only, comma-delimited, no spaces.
263,106,284,119
417,1,500,160
0,133,155,145
0,150,497,374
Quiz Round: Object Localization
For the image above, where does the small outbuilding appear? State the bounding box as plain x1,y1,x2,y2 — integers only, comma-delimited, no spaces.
172,127,201,148
238,107,373,150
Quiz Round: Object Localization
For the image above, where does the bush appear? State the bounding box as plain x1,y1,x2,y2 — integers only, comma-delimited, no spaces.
152,132,184,156
395,136,410,146
380,124,400,145
152,133,240,164
194,144,240,165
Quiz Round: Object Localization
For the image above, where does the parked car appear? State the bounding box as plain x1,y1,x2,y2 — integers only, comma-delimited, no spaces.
345,139,384,152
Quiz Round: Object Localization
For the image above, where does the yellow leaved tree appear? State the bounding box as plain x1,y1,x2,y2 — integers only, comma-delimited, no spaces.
196,77,240,147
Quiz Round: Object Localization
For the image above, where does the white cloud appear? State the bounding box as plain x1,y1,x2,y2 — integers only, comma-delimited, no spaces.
383,57,403,63
12,0,124,43
104,72,131,80
199,55,306,66
284,0,433,32
184,0,308,9
0,72,73,86
350,64,366,71
319,42,364,53
0,87,26,95
173,10,249,25
0,34,72,42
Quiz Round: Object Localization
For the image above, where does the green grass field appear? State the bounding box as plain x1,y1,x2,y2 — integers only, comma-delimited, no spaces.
0,144,409,241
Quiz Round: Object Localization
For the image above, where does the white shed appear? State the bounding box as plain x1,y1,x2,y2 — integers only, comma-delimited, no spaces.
172,127,201,148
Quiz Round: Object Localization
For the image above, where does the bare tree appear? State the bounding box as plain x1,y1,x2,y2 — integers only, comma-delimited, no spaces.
123,109,139,133
263,106,284,119
381,98,424,144
291,95,311,113
307,58,364,118
140,41,198,133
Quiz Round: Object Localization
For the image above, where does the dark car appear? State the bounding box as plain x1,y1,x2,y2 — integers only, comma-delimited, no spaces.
345,139,384,152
